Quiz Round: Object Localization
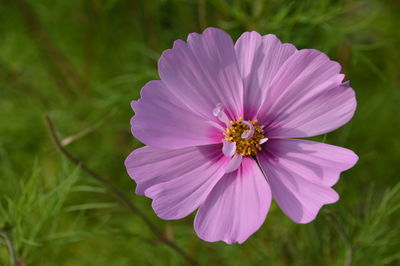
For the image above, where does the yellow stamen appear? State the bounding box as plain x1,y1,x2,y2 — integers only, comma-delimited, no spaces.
224,118,265,156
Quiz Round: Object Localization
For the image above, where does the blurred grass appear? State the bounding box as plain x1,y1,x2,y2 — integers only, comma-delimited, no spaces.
1,0,400,265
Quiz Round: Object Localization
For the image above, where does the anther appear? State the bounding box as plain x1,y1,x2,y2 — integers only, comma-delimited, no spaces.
223,118,266,156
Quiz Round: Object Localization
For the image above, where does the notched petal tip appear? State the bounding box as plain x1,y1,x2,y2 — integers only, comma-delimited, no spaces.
295,189,340,224
345,149,359,170
197,27,230,37
130,100,139,111
341,80,350,88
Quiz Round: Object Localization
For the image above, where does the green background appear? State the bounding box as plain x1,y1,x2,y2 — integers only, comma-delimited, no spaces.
1,0,399,265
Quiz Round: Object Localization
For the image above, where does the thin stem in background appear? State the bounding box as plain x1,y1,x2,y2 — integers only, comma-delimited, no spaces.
44,115,198,266
198,0,207,30
0,229,17,266
11,0,86,97
324,213,354,266
322,133,328,143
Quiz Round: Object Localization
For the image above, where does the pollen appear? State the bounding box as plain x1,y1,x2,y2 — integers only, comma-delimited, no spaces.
225,117,265,156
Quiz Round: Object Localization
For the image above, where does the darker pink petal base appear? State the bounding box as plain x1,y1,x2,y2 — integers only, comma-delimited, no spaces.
257,139,358,223
194,157,271,244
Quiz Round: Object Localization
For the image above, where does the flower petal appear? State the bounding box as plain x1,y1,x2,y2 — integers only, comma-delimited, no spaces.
257,49,356,138
158,27,243,120
225,153,243,173
257,139,358,223
194,157,271,244
125,144,229,219
222,139,236,157
131,80,222,149
235,32,296,119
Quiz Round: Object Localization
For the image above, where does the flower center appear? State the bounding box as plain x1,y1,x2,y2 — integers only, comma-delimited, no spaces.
225,118,265,156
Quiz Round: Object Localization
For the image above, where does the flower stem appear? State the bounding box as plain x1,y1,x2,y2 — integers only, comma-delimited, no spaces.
0,228,17,266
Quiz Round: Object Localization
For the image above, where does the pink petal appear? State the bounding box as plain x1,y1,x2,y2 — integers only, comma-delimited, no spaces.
225,153,242,173
205,120,226,133
194,157,271,244
131,80,222,149
235,32,296,119
125,144,229,220
257,49,356,138
222,139,236,157
257,139,358,223
158,27,243,121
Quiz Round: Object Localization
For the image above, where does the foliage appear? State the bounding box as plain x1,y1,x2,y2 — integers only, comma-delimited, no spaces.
1,0,399,265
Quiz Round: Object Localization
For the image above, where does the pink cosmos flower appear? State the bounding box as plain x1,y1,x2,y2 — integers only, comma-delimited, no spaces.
125,28,358,244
